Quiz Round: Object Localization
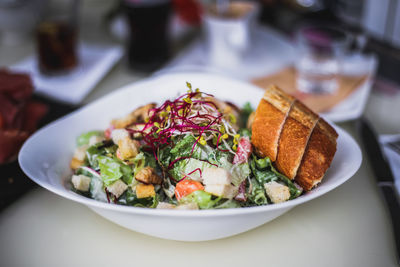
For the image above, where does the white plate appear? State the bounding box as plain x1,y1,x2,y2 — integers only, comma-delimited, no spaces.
12,43,123,104
18,72,362,241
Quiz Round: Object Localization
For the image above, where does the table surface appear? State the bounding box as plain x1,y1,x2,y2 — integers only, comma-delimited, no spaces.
1,1,400,266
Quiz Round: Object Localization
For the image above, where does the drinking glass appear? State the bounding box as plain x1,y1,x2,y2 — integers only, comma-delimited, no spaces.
36,0,79,75
295,25,350,94
203,0,259,69
122,0,172,72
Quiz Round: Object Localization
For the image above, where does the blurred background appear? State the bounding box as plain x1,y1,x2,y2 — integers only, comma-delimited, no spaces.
1,0,400,208
2,0,400,78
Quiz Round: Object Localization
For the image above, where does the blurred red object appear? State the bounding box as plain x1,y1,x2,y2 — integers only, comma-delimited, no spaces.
0,69,48,163
172,0,202,25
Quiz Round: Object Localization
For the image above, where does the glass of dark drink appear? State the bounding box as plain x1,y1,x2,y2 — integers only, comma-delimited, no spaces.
122,0,172,72
36,0,79,75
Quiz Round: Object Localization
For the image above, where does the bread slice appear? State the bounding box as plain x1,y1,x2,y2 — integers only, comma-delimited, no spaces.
251,85,338,191
294,118,338,190
275,100,319,179
251,85,295,161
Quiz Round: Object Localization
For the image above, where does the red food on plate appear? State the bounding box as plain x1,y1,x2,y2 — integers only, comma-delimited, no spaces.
233,136,252,164
0,69,48,163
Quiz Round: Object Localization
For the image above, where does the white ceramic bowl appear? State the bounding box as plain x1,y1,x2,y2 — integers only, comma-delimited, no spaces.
19,72,362,241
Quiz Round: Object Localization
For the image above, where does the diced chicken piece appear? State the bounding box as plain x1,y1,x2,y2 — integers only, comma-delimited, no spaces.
70,158,84,170
135,166,162,184
117,138,140,160
176,203,199,210
202,167,232,185
157,202,177,209
73,145,89,161
88,135,105,146
71,174,91,192
264,181,290,204
204,184,238,199
111,129,130,145
107,179,128,198
136,183,155,198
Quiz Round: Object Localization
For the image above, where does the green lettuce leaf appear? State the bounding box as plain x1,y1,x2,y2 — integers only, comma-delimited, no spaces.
97,156,134,186
238,128,252,138
250,156,302,199
231,163,251,186
131,152,146,178
207,150,232,169
76,131,104,147
214,199,241,209
170,135,199,158
240,102,253,128
119,160,134,185
90,176,108,202
179,190,220,209
118,188,158,208
85,141,117,170
180,190,241,209
158,146,172,167
170,134,209,161
97,156,123,186
248,178,268,205
170,158,216,181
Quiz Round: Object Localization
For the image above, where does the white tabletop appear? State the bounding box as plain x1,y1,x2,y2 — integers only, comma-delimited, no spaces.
1,1,400,266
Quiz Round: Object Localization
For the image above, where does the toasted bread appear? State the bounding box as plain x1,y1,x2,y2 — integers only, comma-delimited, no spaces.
275,101,319,179
251,85,338,191
294,118,338,190
252,85,295,161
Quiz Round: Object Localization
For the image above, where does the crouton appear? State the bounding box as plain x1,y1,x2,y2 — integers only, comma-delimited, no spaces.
135,166,162,184
71,174,91,192
136,183,155,198
70,158,84,170
264,181,290,203
117,138,140,160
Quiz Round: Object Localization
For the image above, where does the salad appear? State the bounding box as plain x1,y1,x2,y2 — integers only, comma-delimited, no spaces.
70,83,303,210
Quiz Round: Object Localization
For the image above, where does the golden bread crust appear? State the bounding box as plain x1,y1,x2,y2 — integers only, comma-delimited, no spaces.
251,85,338,191
252,85,295,161
275,101,319,179
252,99,288,161
294,119,337,190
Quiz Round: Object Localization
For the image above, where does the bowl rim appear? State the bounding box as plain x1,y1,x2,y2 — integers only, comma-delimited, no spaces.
18,72,362,218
